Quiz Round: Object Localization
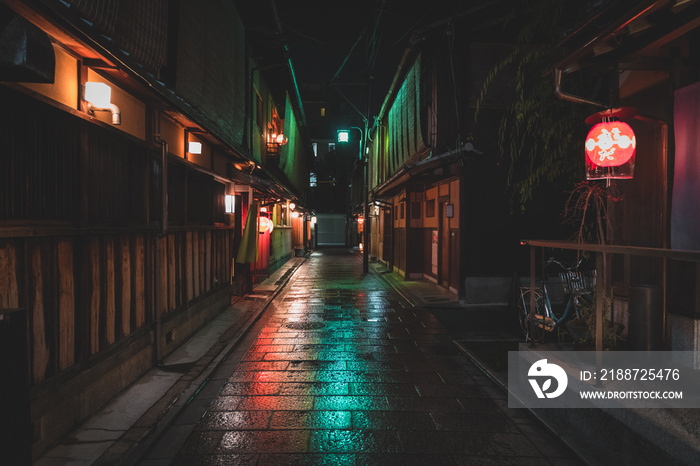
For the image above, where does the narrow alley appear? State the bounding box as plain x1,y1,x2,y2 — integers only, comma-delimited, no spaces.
139,250,582,465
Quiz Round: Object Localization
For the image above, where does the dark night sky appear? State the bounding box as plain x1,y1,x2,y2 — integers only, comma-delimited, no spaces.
237,0,514,120
278,1,500,84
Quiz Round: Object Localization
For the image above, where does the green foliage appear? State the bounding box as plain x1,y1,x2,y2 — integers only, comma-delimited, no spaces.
474,0,596,212
575,290,625,348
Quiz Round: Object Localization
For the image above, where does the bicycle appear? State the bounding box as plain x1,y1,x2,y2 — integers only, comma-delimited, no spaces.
516,258,596,342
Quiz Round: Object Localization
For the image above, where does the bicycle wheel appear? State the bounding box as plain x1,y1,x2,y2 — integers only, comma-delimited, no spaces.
517,289,546,342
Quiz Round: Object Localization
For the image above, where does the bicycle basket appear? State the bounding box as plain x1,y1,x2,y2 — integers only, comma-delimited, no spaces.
558,269,596,294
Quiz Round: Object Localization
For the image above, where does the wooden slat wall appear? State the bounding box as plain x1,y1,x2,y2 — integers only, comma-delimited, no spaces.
13,235,149,384
57,240,75,371
134,236,146,328
29,244,49,385
120,237,131,337
0,241,19,310
159,230,233,315
87,239,101,355
105,238,116,346
2,88,236,390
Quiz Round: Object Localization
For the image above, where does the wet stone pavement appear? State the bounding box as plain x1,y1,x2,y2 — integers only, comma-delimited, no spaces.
153,250,583,465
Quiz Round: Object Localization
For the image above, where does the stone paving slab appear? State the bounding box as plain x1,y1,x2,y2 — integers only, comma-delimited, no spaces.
143,250,585,465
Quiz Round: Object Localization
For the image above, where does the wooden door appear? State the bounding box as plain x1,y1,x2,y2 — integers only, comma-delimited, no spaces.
439,202,450,287
382,210,393,265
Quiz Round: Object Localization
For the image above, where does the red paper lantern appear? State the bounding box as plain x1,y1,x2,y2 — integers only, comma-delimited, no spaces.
585,121,636,167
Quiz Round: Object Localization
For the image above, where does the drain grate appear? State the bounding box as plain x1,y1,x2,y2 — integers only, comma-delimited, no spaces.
284,321,326,330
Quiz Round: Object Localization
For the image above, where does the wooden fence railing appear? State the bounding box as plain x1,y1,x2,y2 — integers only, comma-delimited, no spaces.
521,239,700,352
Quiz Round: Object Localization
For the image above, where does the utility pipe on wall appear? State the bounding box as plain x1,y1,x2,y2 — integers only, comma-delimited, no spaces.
554,68,607,108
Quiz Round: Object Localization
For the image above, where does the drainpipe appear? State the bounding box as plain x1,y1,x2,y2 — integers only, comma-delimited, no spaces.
554,68,607,108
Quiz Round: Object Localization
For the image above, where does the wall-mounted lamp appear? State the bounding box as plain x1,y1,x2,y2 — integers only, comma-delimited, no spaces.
188,141,202,154
291,211,300,219
185,128,204,159
225,195,235,214
311,216,317,224
83,81,121,125
289,202,296,211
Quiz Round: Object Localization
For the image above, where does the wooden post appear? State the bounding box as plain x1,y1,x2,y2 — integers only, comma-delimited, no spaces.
529,246,536,346
596,252,604,353
696,262,700,316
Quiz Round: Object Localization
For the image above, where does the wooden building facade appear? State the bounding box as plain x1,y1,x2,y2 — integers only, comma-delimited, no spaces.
553,0,700,348
0,0,309,459
366,12,520,299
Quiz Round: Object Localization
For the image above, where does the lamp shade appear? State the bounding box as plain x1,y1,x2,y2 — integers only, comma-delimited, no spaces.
585,121,636,180
188,141,202,154
225,195,235,214
84,82,111,108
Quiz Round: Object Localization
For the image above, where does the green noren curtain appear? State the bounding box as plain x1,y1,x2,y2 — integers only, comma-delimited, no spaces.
236,201,259,264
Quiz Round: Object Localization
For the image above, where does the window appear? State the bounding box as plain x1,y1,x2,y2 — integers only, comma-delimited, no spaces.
310,172,317,187
425,199,435,217
320,107,326,117
328,142,336,152
312,142,318,157
411,202,421,219
400,203,405,219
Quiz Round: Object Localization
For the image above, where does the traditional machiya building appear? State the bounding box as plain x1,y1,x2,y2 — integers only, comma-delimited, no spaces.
365,9,521,300
0,0,309,460
552,0,700,350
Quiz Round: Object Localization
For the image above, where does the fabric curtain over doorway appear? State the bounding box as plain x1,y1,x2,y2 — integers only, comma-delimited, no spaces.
672,82,700,251
236,201,259,263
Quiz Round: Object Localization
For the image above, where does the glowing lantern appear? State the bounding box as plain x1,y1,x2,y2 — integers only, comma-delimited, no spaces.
584,109,637,180
258,216,273,234
585,121,636,167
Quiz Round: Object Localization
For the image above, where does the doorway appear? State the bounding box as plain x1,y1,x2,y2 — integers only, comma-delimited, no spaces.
438,201,450,287
382,209,393,266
